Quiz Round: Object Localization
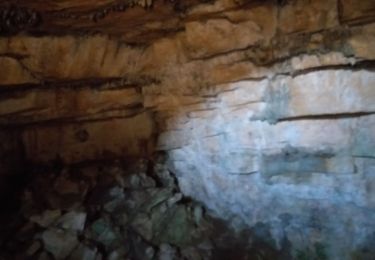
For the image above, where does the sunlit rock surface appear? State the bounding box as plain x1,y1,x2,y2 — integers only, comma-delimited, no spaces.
0,0,374,259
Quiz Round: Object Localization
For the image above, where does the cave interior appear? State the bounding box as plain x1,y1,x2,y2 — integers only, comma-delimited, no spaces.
0,0,375,259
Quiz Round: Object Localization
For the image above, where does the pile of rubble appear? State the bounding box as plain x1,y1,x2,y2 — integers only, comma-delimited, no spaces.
0,158,215,260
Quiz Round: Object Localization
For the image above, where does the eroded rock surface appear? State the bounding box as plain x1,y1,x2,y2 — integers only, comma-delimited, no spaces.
0,0,374,259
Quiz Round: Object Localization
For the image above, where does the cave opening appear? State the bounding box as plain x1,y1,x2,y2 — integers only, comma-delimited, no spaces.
0,0,375,259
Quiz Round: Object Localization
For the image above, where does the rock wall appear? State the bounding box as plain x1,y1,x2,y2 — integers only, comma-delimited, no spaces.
0,36,156,164
149,1,375,258
0,0,375,258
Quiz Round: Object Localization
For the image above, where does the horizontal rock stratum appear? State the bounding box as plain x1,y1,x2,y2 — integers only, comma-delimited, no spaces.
0,0,374,259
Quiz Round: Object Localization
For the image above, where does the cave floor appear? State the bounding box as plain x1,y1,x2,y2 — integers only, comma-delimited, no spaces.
0,158,288,260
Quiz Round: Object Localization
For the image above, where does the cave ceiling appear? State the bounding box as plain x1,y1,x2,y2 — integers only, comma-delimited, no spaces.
0,0,375,44
0,0,262,44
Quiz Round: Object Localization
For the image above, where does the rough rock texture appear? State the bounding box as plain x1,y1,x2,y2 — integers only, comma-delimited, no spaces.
0,0,375,259
0,36,156,163
2,157,295,260
151,1,375,258
0,0,218,43
0,159,217,260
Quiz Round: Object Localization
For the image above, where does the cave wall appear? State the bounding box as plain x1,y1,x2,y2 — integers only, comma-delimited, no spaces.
0,36,156,164
0,0,375,258
150,1,375,258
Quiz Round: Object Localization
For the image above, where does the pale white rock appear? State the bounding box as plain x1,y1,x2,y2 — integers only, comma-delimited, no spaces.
218,79,268,107
285,70,375,117
187,0,243,16
290,52,356,71
352,115,375,157
157,130,192,150
162,76,375,259
56,211,87,232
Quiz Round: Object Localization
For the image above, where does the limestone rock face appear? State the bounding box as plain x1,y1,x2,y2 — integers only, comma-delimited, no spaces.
340,0,375,25
0,0,375,258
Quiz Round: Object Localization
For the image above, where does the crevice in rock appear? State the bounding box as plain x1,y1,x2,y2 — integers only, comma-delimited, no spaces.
277,111,375,122
0,52,30,59
1,108,148,129
0,5,41,35
289,59,375,77
0,54,42,81
0,76,158,95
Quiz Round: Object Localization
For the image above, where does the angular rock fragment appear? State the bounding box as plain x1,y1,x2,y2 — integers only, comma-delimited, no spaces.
26,240,42,256
157,244,177,260
90,218,119,249
154,164,176,188
142,188,173,212
122,172,156,189
30,209,62,228
107,247,128,260
193,205,203,225
69,243,97,260
123,190,149,213
167,192,182,207
56,211,87,232
42,228,78,260
87,185,124,208
130,213,153,241
152,205,197,246
103,198,125,213
0,159,215,260
109,186,125,199
139,173,157,188
128,235,155,260
180,246,203,260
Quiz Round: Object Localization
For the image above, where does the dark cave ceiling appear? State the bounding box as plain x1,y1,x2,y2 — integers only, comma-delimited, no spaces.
0,0,290,44
0,0,374,44
0,0,220,43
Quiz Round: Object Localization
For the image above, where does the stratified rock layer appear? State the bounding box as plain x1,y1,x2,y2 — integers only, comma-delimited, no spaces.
0,0,375,259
